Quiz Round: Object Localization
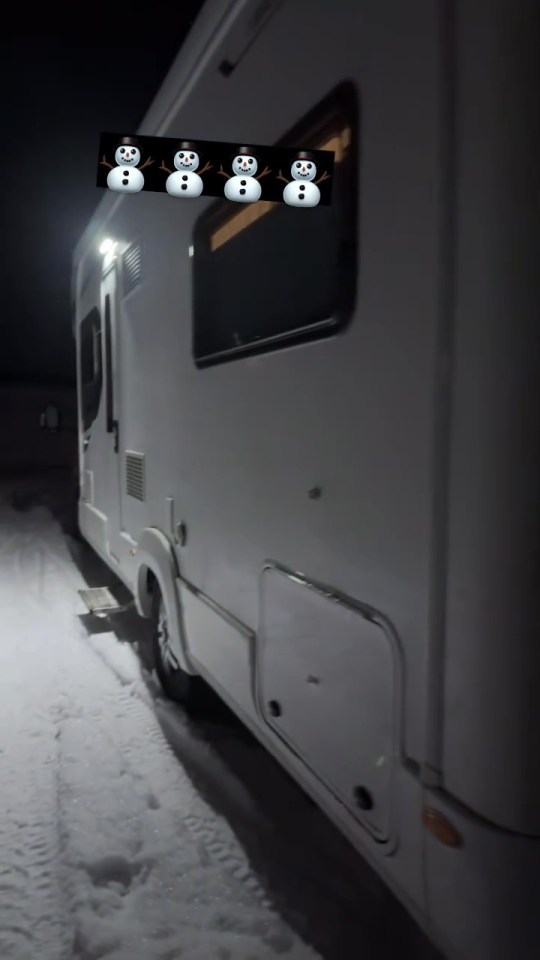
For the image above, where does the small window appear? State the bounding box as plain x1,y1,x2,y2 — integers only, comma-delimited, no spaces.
79,307,102,431
104,293,114,433
192,81,358,367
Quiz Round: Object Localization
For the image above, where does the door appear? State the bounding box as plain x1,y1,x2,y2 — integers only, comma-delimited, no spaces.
100,260,123,563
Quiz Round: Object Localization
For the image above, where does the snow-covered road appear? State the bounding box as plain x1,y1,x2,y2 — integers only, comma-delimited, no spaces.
0,474,441,960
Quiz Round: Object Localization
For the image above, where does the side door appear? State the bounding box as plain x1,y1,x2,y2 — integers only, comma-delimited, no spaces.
100,259,123,563
78,303,102,505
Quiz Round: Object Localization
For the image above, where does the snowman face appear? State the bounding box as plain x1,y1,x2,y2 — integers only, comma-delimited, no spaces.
232,154,258,176
291,158,317,182
115,145,141,166
174,150,200,172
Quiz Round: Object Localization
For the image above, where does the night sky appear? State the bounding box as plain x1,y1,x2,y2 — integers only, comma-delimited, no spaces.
0,5,204,386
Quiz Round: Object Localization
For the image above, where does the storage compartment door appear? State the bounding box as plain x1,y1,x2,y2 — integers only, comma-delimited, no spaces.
258,565,401,842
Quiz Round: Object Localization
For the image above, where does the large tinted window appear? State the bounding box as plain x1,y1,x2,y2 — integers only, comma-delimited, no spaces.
79,307,102,431
192,82,358,367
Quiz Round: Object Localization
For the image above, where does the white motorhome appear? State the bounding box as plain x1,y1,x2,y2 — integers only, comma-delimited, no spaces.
73,1,539,957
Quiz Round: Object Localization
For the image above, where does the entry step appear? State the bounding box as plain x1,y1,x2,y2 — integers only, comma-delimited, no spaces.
78,587,122,614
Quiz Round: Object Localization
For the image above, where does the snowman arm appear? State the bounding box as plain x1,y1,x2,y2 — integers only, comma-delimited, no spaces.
276,170,290,184
159,162,173,174
255,165,272,180
139,157,154,171
218,164,231,179
100,156,113,170
199,162,213,175
314,170,331,185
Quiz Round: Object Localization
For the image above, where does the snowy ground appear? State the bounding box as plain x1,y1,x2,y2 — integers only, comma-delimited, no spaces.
0,471,442,960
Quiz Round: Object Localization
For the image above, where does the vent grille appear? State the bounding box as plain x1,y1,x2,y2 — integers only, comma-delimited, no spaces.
125,451,145,501
122,244,141,296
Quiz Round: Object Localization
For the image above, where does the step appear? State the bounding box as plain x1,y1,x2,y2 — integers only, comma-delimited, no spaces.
78,586,122,615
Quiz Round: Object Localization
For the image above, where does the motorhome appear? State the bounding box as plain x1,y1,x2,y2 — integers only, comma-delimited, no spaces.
73,2,539,957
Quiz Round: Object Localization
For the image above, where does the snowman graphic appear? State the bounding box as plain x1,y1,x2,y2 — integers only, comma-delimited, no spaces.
159,140,213,198
276,151,331,207
100,136,154,193
218,146,271,203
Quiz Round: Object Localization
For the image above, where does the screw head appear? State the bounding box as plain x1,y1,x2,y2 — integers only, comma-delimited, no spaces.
218,59,235,77
353,786,374,811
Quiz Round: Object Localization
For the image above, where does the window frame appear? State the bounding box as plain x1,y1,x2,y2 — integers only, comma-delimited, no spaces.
104,294,114,433
79,306,103,432
191,80,359,368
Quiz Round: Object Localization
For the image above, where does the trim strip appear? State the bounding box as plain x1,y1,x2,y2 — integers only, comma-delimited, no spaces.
177,573,255,640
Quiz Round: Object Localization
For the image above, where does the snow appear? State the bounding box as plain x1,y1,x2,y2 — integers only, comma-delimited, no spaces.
0,473,440,960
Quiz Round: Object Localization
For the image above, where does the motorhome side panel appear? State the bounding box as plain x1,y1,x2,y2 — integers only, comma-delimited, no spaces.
442,0,540,837
100,0,442,913
73,2,540,958
425,4,540,957
131,0,440,761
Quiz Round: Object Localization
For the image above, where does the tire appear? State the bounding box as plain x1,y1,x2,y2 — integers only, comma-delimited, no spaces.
151,586,204,711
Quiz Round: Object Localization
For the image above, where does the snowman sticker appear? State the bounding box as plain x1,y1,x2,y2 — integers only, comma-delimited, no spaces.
218,146,271,203
276,151,331,207
159,140,212,198
100,136,154,193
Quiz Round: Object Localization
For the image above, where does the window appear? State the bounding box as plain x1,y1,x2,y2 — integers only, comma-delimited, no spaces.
104,294,114,433
192,81,358,367
79,307,102,431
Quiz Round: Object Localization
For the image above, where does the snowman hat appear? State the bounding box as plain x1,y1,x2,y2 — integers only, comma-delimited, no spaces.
115,135,140,150
232,145,259,162
292,150,316,163
175,140,199,153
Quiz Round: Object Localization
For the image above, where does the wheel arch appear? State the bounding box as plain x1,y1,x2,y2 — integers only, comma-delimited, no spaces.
133,527,196,676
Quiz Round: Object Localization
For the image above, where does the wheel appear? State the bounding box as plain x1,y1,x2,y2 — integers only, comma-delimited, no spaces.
151,586,204,711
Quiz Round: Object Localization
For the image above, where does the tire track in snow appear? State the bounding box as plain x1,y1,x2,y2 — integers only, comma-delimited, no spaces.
0,683,73,960
39,520,278,916
80,636,276,910
85,634,275,905
52,637,312,959
0,513,101,958
1,502,318,959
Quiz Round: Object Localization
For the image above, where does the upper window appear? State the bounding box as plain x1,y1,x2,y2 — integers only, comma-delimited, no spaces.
192,81,359,367
79,307,102,432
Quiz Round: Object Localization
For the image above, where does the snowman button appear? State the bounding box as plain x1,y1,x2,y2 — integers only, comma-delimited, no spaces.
239,188,246,195
182,175,188,181
299,185,305,191
123,170,129,175
122,179,129,186
181,184,187,190
299,194,304,200
240,180,246,185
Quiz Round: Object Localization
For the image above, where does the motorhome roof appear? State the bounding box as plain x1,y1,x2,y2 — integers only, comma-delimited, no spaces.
73,0,243,266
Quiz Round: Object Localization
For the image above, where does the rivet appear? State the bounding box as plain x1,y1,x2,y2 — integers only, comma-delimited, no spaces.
176,521,187,546
353,786,374,810
218,59,235,77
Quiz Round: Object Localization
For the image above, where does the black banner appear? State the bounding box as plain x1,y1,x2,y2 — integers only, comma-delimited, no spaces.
97,133,335,207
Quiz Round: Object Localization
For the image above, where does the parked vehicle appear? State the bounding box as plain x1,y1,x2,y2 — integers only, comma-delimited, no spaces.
73,2,540,957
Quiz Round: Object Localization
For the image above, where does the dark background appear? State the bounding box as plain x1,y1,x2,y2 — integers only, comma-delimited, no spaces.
97,131,336,203
0,4,204,387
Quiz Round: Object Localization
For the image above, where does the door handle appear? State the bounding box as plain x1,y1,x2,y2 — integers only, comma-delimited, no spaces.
112,420,119,453
83,437,89,451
